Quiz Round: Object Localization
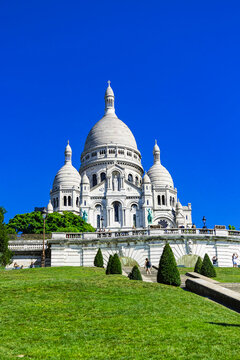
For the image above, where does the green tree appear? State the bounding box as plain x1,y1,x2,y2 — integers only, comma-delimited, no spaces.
194,256,203,274
0,207,12,266
228,225,236,230
157,243,181,286
128,265,142,280
110,253,122,274
94,248,103,268
106,255,113,275
200,253,216,278
7,211,95,234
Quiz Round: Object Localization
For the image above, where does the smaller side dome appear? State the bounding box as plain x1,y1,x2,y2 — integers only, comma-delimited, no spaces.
81,172,90,184
143,172,151,184
52,142,81,189
147,141,174,188
47,200,53,213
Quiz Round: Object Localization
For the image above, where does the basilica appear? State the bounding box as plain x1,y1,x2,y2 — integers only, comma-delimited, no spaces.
47,82,192,229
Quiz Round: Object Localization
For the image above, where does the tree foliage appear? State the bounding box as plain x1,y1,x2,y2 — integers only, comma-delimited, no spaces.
106,255,113,275
228,225,236,230
7,211,95,234
157,243,181,286
0,207,12,266
200,253,216,278
128,265,142,280
110,253,122,274
94,248,103,268
194,256,203,274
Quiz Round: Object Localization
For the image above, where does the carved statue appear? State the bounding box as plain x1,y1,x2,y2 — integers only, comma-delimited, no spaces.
147,208,153,224
82,210,88,222
113,175,118,191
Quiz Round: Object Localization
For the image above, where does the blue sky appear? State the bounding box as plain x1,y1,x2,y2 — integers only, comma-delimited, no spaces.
1,1,240,228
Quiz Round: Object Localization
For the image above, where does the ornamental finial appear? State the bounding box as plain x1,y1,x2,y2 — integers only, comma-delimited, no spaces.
107,80,111,87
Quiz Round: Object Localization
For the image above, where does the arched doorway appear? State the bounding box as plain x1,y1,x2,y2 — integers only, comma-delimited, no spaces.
131,204,138,228
112,201,122,227
95,204,102,229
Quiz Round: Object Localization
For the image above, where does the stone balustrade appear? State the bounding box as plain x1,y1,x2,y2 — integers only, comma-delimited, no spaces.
50,228,240,241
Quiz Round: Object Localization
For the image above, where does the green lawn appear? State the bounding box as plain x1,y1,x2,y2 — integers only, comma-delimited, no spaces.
0,267,240,360
178,266,240,282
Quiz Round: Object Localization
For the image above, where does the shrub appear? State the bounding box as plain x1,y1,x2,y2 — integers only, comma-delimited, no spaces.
94,248,103,268
128,265,142,280
110,253,122,274
200,253,216,278
106,255,113,275
157,243,181,286
194,256,203,274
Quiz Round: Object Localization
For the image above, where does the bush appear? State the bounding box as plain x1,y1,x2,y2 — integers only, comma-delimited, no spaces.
157,243,181,286
194,256,203,274
94,248,103,268
200,253,216,278
106,255,113,275
110,253,122,274
128,265,142,280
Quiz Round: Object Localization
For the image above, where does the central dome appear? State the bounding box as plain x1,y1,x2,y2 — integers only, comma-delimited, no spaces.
84,113,137,152
83,82,138,153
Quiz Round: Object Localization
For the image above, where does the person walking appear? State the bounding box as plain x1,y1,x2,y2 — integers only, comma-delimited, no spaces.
144,258,152,275
232,253,238,268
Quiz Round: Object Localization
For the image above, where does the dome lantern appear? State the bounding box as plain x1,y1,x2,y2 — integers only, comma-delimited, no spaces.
153,140,160,164
104,80,115,115
64,140,72,164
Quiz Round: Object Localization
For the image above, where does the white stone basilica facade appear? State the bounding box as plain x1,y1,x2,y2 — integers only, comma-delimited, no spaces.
47,82,192,230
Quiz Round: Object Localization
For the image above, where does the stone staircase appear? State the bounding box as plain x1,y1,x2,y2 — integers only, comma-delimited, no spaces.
123,266,187,287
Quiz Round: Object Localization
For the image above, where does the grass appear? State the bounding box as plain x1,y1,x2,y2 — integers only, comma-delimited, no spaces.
0,267,240,360
178,266,240,282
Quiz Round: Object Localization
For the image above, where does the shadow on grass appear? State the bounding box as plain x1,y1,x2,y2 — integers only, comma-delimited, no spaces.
208,322,240,327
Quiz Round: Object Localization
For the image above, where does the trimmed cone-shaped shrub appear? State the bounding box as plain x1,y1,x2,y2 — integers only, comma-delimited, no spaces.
106,255,113,275
128,265,142,280
194,256,203,274
94,248,103,268
200,253,216,278
110,253,122,274
157,243,181,286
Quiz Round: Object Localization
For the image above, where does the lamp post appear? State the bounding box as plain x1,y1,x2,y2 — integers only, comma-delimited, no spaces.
41,209,47,267
202,216,207,229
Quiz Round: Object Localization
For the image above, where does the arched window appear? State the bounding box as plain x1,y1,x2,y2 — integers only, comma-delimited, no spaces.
53,198,56,208
128,174,133,182
157,195,161,205
56,198,58,207
64,196,67,206
170,197,172,206
135,176,138,185
162,195,165,205
172,198,175,206
76,197,79,206
147,200,149,205
92,174,97,187
68,196,71,206
113,202,120,222
100,172,106,182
